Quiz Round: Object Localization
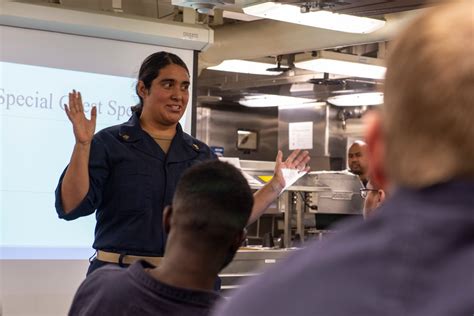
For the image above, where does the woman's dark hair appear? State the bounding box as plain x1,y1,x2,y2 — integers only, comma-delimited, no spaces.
132,51,189,113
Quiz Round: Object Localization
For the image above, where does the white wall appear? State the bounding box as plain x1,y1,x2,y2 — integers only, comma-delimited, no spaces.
1,260,90,316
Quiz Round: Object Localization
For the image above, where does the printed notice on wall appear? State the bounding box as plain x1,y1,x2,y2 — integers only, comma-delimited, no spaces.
289,121,313,150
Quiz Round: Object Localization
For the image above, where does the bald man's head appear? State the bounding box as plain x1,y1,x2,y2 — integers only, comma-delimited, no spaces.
348,141,368,182
378,0,474,187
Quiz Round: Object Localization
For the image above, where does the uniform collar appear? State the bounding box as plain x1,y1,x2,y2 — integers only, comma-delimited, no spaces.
385,180,474,220
118,111,144,142
118,112,201,162
394,180,474,206
129,260,221,305
167,125,202,163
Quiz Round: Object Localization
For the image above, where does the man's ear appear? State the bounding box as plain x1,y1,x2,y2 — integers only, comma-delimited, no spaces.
377,190,386,207
163,205,173,235
137,80,148,99
232,229,247,252
364,111,387,191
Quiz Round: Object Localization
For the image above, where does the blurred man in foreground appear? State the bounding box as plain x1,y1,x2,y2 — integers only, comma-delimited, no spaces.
212,1,474,315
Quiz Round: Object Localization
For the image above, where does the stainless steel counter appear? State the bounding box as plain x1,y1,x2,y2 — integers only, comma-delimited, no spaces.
219,248,295,296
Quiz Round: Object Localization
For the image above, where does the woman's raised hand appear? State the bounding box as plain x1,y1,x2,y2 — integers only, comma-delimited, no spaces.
64,90,97,145
271,149,311,193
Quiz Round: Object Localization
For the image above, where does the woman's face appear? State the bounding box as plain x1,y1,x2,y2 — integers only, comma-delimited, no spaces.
140,64,190,126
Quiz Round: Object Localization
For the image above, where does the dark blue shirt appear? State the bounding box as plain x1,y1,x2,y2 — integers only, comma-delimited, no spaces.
55,112,216,256
213,181,474,316
69,260,221,316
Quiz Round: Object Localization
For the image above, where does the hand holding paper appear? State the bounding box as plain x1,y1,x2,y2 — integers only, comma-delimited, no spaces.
281,168,308,191
271,149,311,194
247,149,311,225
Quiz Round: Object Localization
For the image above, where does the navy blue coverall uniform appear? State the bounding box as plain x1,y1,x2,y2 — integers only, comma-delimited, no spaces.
55,112,216,274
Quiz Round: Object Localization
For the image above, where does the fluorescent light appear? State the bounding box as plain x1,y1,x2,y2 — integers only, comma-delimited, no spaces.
327,92,383,107
207,59,282,76
332,89,358,94
297,59,385,79
279,101,326,110
295,51,386,80
239,95,315,108
243,2,385,34
238,130,253,135
289,83,315,93
222,11,262,22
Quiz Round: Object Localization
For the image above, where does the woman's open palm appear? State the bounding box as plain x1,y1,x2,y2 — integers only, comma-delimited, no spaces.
64,90,97,145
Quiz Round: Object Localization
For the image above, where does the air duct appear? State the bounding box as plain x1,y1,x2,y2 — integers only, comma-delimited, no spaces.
199,9,422,70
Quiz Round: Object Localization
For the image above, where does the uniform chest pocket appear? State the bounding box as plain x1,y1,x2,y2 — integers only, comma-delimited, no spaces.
113,164,152,214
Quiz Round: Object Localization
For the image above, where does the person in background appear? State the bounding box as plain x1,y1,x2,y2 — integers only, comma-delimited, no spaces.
347,140,369,187
212,1,474,315
360,180,386,219
69,161,253,316
55,51,310,275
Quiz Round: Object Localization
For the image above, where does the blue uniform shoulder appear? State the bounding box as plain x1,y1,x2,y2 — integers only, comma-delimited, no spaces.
181,132,215,157
92,121,137,147
94,123,122,139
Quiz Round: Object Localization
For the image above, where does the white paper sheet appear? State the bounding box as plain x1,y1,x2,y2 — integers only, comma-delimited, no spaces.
281,168,308,191
289,121,313,150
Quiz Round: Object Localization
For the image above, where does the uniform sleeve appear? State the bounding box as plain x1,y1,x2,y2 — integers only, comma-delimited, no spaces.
55,137,110,221
208,149,218,161
203,142,218,161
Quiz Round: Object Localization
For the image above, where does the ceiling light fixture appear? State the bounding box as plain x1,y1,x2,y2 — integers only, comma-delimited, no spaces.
296,51,386,80
289,83,315,93
279,101,326,110
207,59,283,76
332,89,358,94
239,94,316,108
243,2,386,34
327,92,384,107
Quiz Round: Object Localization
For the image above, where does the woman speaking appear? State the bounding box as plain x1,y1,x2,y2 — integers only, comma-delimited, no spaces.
55,51,310,275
